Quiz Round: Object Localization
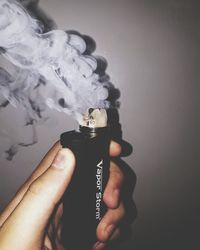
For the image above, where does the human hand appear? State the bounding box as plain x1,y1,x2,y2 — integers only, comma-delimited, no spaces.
0,140,126,250
93,141,126,250
0,143,75,250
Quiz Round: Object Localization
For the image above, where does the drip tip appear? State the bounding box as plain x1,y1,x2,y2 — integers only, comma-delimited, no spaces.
80,108,108,128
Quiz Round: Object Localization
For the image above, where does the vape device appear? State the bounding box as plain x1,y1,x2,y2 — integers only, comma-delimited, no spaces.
60,109,111,250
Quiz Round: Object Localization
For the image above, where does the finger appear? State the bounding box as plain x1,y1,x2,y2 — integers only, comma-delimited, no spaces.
44,235,52,250
103,161,124,209
28,141,62,181
109,227,121,241
96,202,125,242
46,203,63,242
0,148,75,249
93,241,107,250
53,203,63,230
0,142,61,226
46,202,64,249
93,228,120,250
109,141,121,157
93,227,121,250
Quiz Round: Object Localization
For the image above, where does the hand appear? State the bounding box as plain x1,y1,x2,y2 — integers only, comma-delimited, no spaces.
0,142,75,250
93,141,125,250
0,140,125,250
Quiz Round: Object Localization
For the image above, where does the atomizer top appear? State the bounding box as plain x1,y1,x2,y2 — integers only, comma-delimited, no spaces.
80,108,108,128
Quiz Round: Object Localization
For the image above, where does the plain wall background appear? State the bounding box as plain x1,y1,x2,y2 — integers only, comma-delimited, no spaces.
0,0,199,249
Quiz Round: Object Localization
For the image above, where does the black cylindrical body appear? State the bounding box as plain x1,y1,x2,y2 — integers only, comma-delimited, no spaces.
60,126,110,250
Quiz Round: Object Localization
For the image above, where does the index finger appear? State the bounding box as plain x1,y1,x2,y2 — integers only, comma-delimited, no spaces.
109,141,121,157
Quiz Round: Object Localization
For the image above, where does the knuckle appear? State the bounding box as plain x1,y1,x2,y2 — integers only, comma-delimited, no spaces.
96,223,107,242
28,178,52,198
27,180,58,208
110,141,122,156
28,179,44,196
111,169,124,185
115,203,125,221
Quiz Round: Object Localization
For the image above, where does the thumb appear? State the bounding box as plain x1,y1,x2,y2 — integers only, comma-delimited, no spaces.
0,148,75,249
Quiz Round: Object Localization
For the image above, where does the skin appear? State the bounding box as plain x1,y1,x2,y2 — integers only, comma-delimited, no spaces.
0,140,125,250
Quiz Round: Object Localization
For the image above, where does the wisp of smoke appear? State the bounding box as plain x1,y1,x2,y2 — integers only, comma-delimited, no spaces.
0,0,115,159
0,0,110,121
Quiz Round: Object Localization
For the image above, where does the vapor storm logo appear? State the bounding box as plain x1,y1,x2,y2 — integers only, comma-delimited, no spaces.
96,159,103,220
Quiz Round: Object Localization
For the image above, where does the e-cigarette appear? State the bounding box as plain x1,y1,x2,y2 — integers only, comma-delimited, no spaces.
60,109,111,250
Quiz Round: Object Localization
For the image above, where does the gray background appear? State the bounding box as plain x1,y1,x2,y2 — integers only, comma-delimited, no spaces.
0,0,199,249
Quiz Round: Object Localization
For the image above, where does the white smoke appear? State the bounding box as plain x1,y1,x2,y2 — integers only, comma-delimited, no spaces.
0,0,120,160
0,0,110,125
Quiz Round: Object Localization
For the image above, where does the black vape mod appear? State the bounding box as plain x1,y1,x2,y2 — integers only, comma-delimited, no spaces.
60,109,111,250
